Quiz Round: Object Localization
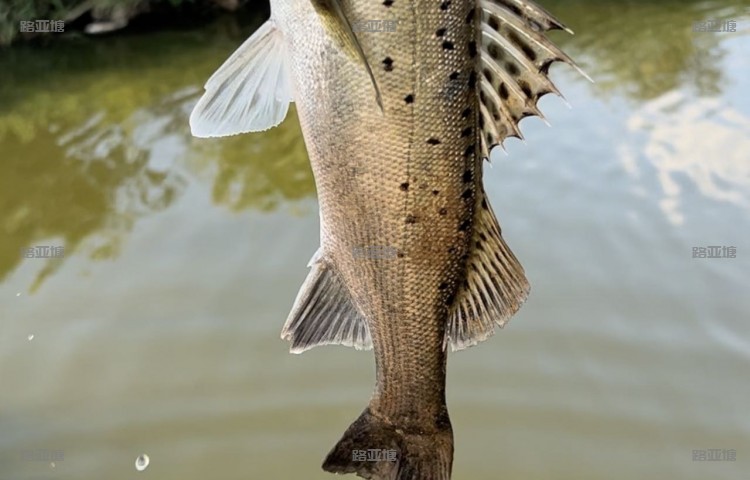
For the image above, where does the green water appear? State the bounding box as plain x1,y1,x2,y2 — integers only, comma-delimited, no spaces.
1,1,749,479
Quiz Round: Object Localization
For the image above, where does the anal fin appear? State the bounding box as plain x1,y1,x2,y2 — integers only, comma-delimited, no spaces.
281,249,372,353
445,192,530,351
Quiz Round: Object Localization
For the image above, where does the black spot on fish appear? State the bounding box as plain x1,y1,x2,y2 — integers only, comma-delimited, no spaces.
427,138,441,145
468,40,477,58
465,8,475,24
404,94,414,103
448,246,458,254
461,188,473,200
432,189,440,196
499,82,509,100
405,215,418,224
468,71,477,89
461,107,471,118
400,182,409,191
479,232,488,241
488,16,500,31
519,80,532,99
482,68,492,83
461,126,472,138
506,2,522,16
463,279,470,289
440,0,451,10
397,251,405,258
481,198,488,210
438,282,449,290
458,219,470,231
508,31,537,61
505,62,520,76
488,43,502,60
449,71,460,80
439,207,448,215
464,144,476,157
383,57,394,72
442,41,454,50
383,0,394,6
462,170,473,183
490,102,500,120
445,292,456,305
436,28,447,37
486,132,494,145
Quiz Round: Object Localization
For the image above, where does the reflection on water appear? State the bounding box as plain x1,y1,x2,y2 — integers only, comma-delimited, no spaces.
623,90,750,225
1,1,749,479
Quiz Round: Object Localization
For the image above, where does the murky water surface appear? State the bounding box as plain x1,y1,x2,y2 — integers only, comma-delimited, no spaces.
1,1,749,478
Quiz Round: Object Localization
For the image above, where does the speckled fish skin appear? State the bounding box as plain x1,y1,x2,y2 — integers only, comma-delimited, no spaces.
278,0,475,469
268,0,579,478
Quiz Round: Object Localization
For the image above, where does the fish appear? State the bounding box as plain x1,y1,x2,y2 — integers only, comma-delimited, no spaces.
190,0,588,478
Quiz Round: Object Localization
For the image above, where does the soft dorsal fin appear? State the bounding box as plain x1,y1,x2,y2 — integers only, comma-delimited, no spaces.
310,0,384,112
445,190,530,351
190,19,294,138
475,0,592,156
281,249,372,354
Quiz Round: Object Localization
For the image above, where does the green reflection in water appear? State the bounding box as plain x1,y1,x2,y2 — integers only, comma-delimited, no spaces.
544,0,749,100
0,14,312,292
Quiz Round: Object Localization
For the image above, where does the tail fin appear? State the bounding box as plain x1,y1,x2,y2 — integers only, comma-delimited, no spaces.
322,408,453,480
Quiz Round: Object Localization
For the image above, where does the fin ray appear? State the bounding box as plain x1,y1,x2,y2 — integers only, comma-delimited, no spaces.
281,250,372,353
445,192,530,351
476,0,590,154
190,19,293,138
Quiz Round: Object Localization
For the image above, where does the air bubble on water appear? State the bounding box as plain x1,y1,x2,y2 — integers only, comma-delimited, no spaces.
135,454,150,471
50,462,55,469
16,292,21,297
28,334,34,341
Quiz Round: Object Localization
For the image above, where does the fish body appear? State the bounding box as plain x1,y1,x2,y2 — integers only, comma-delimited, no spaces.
190,0,586,478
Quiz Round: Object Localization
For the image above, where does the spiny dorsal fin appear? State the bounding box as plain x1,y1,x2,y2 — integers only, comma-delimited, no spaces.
310,0,384,112
281,249,372,353
445,191,530,351
475,0,592,157
189,19,294,137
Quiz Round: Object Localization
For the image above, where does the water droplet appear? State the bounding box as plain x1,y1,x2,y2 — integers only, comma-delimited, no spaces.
27,334,34,341
135,454,149,471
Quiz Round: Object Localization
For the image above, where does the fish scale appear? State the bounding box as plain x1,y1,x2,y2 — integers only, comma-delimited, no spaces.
190,0,587,477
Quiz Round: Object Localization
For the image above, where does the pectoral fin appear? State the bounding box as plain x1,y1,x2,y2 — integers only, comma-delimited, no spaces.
445,191,530,351
311,0,384,112
190,19,294,138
